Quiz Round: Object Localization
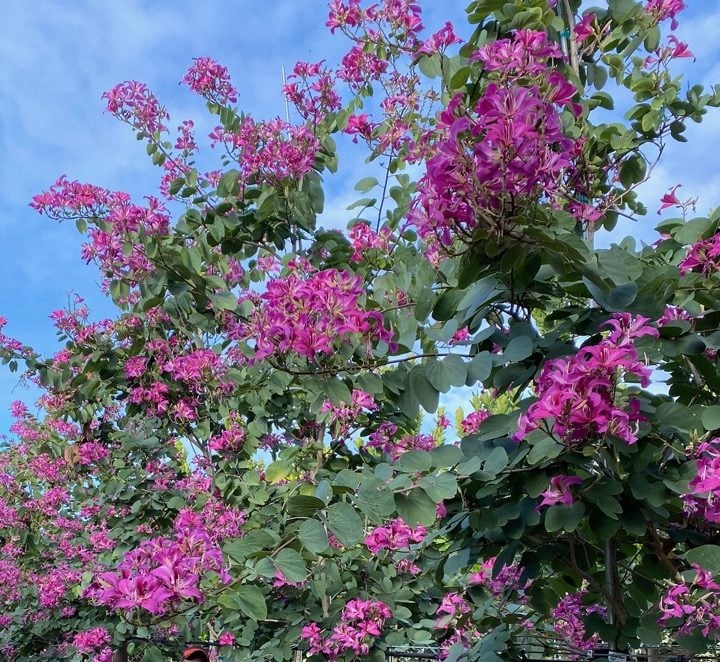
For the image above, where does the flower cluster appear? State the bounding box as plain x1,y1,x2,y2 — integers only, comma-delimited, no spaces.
210,116,320,186
182,57,238,104
469,557,528,597
459,408,490,436
410,29,580,254
515,314,657,445
244,268,393,360
321,389,377,439
88,517,231,615
32,177,170,283
365,423,437,459
301,599,392,658
659,564,720,637
282,60,342,124
364,518,426,554
552,591,606,651
433,592,480,654
348,223,392,262
679,233,720,276
644,0,686,29
71,627,111,654
102,81,169,135
682,438,720,523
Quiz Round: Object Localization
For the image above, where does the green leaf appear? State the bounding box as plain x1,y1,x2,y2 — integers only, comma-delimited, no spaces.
526,434,563,465
422,472,458,502
322,378,352,405
430,444,463,467
544,502,585,533
354,177,378,193
702,406,720,431
265,461,292,484
234,585,267,621
442,354,467,387
584,278,638,311
275,548,307,582
466,352,493,385
684,545,720,573
209,291,238,311
503,336,533,362
286,496,327,517
327,502,363,546
676,333,706,356
395,488,436,526
458,277,502,317
395,450,433,473
484,447,509,475
418,53,442,78
409,367,439,413
425,360,451,393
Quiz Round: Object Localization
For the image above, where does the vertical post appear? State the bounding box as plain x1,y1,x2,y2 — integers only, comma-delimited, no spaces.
605,536,619,650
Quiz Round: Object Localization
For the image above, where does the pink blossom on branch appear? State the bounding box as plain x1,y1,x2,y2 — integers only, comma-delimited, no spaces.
102,81,169,135
515,315,654,446
364,518,426,553
181,57,238,104
538,475,583,508
679,233,720,276
644,0,687,30
243,268,394,361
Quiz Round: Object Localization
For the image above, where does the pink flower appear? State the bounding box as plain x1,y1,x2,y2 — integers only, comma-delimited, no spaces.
538,475,583,508
667,35,694,60
102,81,168,135
417,21,462,56
364,518,426,553
72,627,111,653
181,57,237,104
574,13,596,43
644,0,686,29
602,312,659,345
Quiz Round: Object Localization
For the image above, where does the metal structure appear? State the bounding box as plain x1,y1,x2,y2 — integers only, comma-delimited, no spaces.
112,640,720,662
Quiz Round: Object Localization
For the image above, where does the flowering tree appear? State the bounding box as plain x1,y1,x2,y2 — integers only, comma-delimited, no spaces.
3,0,720,660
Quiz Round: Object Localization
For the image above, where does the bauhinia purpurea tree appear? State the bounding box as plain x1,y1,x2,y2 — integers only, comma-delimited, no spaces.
2,0,720,660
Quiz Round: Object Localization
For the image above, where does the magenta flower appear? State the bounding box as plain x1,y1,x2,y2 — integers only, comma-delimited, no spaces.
574,13,596,43
658,184,682,213
538,475,583,508
181,57,237,104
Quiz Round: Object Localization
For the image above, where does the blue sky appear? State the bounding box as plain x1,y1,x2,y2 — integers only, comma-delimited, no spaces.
0,1,718,432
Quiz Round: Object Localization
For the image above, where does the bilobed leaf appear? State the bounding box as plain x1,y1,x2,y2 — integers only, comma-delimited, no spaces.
327,502,363,546
395,488,436,526
265,461,292,484
484,447,509,475
209,291,238,311
702,406,720,431
425,360,451,393
466,351,493,385
442,354,467,387
458,277,502,317
354,176,378,193
409,366,439,413
275,548,307,582
395,450,433,473
684,545,720,573
544,502,585,532
430,444,463,467
420,472,458,502
234,585,267,621
322,378,352,405
503,336,533,362
286,495,326,517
